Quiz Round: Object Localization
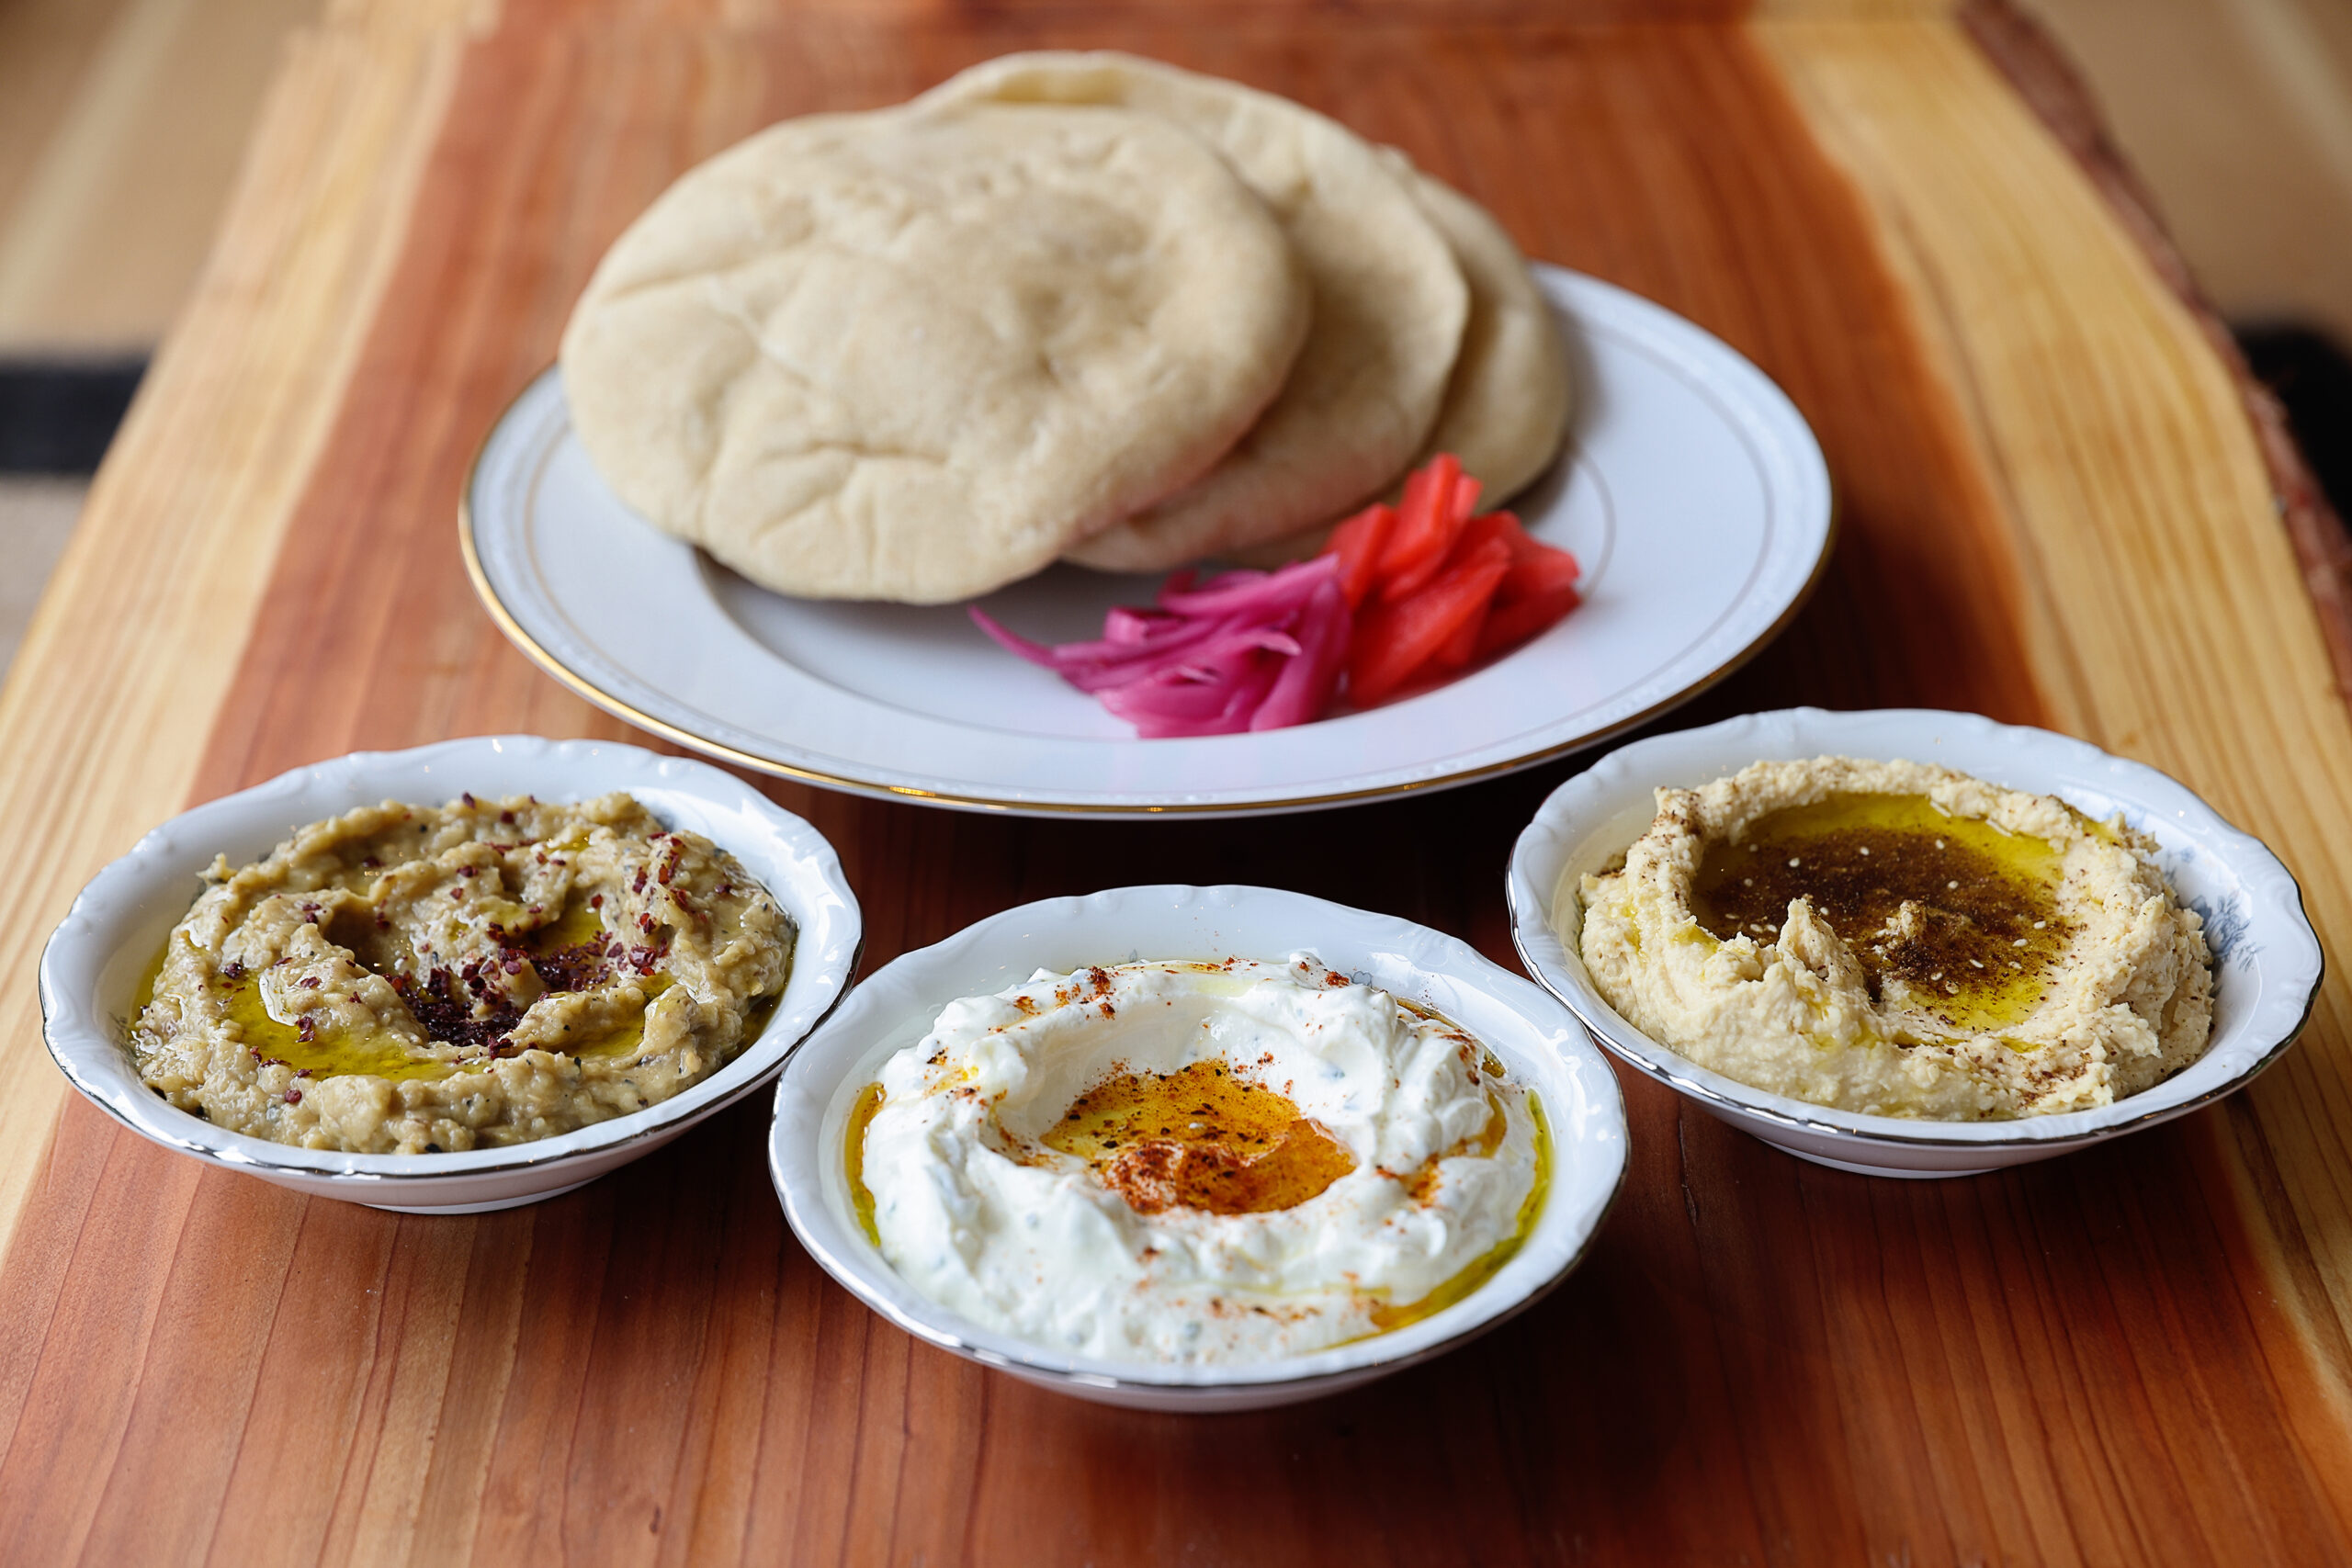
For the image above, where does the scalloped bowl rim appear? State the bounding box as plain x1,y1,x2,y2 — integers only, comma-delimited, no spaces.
40,735,864,1187
1506,706,2323,1152
769,883,1630,1394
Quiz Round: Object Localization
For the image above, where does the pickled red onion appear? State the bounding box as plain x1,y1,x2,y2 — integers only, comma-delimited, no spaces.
968,556,1347,738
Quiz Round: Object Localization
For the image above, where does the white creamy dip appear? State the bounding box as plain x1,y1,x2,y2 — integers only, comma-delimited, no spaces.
854,954,1544,1365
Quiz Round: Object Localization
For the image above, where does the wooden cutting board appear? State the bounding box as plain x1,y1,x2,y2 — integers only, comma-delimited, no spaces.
2,0,2348,1561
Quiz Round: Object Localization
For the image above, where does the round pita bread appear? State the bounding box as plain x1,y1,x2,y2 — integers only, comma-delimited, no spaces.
1227,162,1572,568
560,102,1309,603
922,52,1469,573
1391,157,1571,502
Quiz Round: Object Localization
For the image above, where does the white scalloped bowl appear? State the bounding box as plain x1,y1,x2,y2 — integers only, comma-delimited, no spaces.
40,735,863,1213
768,884,1629,1413
1507,708,2323,1178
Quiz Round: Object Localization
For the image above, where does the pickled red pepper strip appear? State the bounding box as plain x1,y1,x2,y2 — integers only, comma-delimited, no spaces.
1322,502,1395,610
1325,456,1583,705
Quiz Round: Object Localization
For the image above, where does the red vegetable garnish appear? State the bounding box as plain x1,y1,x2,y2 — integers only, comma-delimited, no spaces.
1476,579,1582,660
1476,520,1584,659
967,455,1583,735
1373,453,1465,603
1348,532,1513,705
1323,502,1396,610
1332,457,1582,705
1448,472,1483,525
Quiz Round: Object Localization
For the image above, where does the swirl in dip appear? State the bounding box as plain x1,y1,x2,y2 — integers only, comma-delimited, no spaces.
1571,757,2213,1119
852,954,1545,1364
130,792,793,1153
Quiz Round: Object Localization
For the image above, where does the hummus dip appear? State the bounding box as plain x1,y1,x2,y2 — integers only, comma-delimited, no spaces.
1571,757,2213,1120
130,792,794,1153
852,955,1545,1364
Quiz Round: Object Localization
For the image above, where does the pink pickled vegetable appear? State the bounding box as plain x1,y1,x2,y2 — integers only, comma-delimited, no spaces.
967,556,1343,738
1155,562,1335,619
1250,574,1349,731
967,613,1058,666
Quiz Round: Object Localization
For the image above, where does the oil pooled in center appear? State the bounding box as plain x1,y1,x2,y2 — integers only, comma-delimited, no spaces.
1045,1060,1355,1216
1690,791,2073,1031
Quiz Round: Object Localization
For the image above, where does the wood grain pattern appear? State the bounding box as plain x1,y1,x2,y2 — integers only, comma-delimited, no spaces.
2026,0,2352,350
0,0,330,353
1767,15,2352,1456
0,0,135,255
0,21,458,1272
0,6,2348,1564
1964,0,2352,705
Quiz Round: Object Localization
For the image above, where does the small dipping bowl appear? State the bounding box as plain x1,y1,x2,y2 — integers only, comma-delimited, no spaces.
41,734,862,1213
768,884,1627,1412
1507,706,2323,1178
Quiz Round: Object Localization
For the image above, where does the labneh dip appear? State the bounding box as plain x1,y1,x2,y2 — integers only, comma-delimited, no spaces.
1571,756,2214,1119
130,792,793,1153
851,955,1546,1365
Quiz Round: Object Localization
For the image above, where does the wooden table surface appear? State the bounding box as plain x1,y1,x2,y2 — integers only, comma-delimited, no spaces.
4,0,2351,1561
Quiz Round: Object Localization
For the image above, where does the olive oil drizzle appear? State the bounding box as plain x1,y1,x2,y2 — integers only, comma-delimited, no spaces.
132,935,452,1083
130,941,169,1016
1045,1060,1356,1216
130,881,718,1083
1363,1089,1551,1336
1689,792,2074,1031
221,969,453,1082
845,1081,887,1246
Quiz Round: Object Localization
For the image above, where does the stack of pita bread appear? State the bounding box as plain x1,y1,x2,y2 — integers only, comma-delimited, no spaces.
561,52,1570,605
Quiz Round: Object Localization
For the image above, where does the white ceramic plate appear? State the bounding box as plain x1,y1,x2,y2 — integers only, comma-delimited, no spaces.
465,266,1833,818
40,736,863,1213
1506,708,2324,1178
768,885,1628,1412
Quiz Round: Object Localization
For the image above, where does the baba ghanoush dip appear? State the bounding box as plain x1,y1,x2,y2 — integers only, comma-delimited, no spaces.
851,955,1546,1365
130,792,794,1154
1570,756,2214,1120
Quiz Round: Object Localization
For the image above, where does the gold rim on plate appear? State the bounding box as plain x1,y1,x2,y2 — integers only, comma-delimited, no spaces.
458,300,1838,818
